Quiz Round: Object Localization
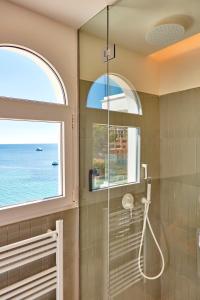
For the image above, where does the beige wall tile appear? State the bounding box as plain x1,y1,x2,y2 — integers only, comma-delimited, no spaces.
0,208,79,300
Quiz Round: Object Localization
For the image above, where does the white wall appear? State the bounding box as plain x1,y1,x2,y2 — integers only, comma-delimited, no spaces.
0,0,77,108
79,31,159,95
111,46,159,95
6,0,198,104
0,4,79,299
79,32,108,82
158,47,200,95
80,31,200,97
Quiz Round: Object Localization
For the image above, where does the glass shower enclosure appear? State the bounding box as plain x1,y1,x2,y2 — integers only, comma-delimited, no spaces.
79,1,200,299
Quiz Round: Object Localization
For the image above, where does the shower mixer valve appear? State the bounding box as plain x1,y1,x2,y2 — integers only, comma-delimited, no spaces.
122,193,134,218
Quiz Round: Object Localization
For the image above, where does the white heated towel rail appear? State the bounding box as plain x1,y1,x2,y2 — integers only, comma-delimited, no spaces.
0,219,63,300
104,206,145,299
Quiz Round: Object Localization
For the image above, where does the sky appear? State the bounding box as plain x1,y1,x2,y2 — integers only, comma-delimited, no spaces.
0,49,58,102
0,120,60,144
0,49,61,144
0,51,124,144
87,75,123,109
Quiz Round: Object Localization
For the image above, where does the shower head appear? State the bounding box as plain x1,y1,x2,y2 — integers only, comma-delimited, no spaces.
146,23,185,47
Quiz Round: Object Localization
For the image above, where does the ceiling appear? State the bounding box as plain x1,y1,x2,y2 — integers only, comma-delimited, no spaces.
9,0,115,29
8,0,200,55
82,0,200,55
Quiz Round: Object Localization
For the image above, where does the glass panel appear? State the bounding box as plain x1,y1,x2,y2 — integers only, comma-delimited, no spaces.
87,74,142,114
92,123,140,190
107,2,162,299
109,126,140,185
0,120,62,207
107,1,200,300
92,123,108,190
80,1,200,299
79,7,109,300
87,74,123,109
0,46,66,104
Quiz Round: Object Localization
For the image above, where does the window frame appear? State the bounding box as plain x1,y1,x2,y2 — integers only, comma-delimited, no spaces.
0,44,68,105
86,73,142,115
85,73,143,193
91,123,141,191
0,45,77,227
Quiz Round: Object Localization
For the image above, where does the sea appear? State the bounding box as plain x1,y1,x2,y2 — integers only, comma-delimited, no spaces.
0,144,60,207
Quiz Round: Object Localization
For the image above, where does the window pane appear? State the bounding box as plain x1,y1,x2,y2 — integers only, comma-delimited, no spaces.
92,123,108,190
0,47,66,104
0,120,62,208
92,123,140,190
87,74,142,114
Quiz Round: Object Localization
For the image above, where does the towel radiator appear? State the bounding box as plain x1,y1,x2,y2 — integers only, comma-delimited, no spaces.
104,206,145,299
0,219,63,300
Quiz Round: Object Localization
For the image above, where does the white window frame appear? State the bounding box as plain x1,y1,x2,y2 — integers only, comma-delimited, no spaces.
86,73,142,192
87,73,142,115
91,124,141,191
0,45,78,226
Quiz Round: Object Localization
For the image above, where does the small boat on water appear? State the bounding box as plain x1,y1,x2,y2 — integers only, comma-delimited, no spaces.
36,147,43,151
52,161,59,166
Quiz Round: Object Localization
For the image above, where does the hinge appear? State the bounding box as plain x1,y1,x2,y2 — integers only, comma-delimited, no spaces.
103,44,116,62
72,114,75,129
72,189,79,206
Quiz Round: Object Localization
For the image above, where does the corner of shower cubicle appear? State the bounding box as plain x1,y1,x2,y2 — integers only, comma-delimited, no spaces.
79,2,163,300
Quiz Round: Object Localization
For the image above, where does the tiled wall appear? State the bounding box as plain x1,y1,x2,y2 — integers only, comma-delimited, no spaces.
79,79,161,300
0,208,79,300
160,88,200,300
108,91,161,300
79,79,108,300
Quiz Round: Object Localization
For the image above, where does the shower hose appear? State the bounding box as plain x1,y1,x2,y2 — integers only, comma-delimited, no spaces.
138,178,165,280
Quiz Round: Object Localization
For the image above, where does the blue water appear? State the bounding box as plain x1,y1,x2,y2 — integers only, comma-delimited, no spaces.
0,144,60,207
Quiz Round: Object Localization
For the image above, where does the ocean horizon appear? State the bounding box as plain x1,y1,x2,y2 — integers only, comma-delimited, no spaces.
0,143,60,207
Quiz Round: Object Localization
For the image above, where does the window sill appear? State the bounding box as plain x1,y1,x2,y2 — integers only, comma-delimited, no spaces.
0,197,78,227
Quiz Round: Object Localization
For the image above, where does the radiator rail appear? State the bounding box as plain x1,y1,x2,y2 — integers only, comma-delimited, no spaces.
0,219,63,300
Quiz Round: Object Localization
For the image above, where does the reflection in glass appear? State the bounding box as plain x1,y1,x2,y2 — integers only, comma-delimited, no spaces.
87,74,142,114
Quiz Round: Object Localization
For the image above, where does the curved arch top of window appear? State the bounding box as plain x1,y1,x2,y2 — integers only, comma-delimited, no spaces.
0,45,67,104
87,74,142,115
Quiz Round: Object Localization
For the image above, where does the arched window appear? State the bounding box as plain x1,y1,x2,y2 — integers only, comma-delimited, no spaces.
87,74,142,115
0,45,67,104
0,45,76,222
88,74,142,191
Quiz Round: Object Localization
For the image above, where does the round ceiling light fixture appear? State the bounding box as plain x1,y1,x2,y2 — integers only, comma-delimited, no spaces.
146,23,185,47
